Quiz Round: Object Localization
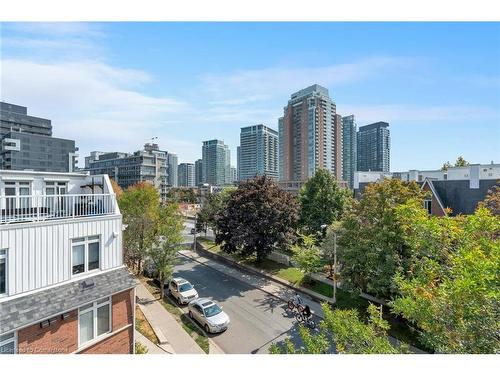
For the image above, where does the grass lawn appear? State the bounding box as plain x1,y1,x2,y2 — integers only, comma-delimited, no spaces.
139,277,210,354
135,306,159,345
197,237,221,253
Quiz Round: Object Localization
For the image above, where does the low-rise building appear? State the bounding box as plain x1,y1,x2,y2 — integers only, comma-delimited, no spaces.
0,170,137,354
84,143,168,200
354,163,500,216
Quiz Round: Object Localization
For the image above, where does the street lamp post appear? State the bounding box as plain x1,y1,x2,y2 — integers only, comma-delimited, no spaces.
321,223,337,304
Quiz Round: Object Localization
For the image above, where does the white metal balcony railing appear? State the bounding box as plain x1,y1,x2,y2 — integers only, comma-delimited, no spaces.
0,194,117,224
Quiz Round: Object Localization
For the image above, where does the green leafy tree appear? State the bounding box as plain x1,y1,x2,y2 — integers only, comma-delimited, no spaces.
215,175,299,262
195,189,234,234
269,302,403,354
167,187,197,203
391,204,500,353
149,202,184,299
454,155,470,167
291,234,322,275
298,169,351,236
338,178,425,299
119,182,160,274
478,182,500,216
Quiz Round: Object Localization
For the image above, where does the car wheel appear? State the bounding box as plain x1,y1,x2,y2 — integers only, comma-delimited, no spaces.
204,324,210,333
188,310,193,319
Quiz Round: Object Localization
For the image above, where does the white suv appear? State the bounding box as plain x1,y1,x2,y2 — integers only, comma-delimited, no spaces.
167,278,199,305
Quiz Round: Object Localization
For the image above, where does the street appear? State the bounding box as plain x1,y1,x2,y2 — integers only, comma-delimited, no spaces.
175,220,313,354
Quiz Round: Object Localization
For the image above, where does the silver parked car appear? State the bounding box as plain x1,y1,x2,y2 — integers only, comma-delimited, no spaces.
167,278,199,305
188,298,230,333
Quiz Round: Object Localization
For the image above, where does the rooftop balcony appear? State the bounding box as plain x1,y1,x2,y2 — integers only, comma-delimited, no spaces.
0,193,117,224
0,170,119,225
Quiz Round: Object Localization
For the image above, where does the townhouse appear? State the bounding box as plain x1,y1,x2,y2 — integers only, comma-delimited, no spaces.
0,170,138,354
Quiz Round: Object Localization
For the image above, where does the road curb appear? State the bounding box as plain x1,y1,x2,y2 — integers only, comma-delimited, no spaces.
193,241,334,306
177,249,324,320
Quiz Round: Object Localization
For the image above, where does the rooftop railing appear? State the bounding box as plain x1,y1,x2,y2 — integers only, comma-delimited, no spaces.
0,193,117,225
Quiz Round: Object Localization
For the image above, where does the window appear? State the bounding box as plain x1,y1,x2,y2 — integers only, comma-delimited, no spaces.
424,198,432,215
0,332,16,354
72,236,100,275
78,297,111,346
0,249,6,296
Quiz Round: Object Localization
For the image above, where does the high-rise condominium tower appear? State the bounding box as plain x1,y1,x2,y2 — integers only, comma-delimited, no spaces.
357,122,390,172
194,159,203,186
166,152,178,187
178,162,195,187
278,84,341,183
342,115,357,188
202,139,231,186
238,124,278,181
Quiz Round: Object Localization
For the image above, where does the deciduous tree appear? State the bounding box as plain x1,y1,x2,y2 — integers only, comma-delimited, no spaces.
269,303,403,354
119,182,160,274
298,169,351,236
478,182,500,216
291,234,322,275
338,178,425,299
215,175,299,262
391,204,500,353
149,203,184,299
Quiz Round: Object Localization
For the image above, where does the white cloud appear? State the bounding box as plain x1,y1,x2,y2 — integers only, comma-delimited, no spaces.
338,103,499,124
0,58,192,164
200,56,413,100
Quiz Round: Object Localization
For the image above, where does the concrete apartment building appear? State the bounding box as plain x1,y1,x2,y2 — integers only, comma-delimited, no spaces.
357,121,390,173
354,163,499,216
0,102,78,173
342,115,357,189
202,139,231,186
237,124,278,181
84,143,168,200
178,163,195,187
0,170,137,354
194,159,203,186
278,84,344,193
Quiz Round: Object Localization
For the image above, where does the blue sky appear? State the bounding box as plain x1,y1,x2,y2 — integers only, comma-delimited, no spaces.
1,22,499,170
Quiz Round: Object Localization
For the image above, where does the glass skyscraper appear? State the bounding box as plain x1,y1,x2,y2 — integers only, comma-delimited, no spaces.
238,124,278,181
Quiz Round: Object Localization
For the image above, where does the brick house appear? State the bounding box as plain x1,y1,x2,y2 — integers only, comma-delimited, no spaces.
0,170,138,354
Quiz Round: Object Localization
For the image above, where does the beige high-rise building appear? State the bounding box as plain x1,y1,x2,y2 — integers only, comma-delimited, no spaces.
278,84,344,192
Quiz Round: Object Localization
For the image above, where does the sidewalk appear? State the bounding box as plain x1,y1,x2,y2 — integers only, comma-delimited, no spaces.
135,330,170,354
179,249,426,354
135,282,205,354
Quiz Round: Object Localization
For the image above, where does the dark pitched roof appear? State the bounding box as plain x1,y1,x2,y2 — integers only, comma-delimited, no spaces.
0,267,138,335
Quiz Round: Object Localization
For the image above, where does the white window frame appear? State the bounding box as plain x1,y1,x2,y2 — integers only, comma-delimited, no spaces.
71,235,101,276
77,297,112,348
0,249,7,298
0,331,17,354
424,198,432,215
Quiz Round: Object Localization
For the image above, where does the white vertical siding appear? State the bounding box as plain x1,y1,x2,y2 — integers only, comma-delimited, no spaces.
0,215,123,297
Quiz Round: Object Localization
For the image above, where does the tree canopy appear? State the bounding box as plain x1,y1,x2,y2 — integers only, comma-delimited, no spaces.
291,234,322,275
338,178,425,299
298,169,351,236
269,302,403,354
214,175,299,262
391,203,500,353
478,182,500,216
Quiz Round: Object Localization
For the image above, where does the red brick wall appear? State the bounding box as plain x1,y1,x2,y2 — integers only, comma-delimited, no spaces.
17,310,78,354
17,288,134,354
112,289,134,330
79,326,133,354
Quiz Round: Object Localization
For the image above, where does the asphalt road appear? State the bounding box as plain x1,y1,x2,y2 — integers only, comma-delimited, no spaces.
174,221,313,354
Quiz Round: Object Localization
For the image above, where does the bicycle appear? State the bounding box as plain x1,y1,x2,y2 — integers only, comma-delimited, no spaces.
294,306,316,329
287,297,305,313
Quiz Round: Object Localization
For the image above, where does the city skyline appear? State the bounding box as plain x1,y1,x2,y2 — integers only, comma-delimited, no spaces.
1,22,499,171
